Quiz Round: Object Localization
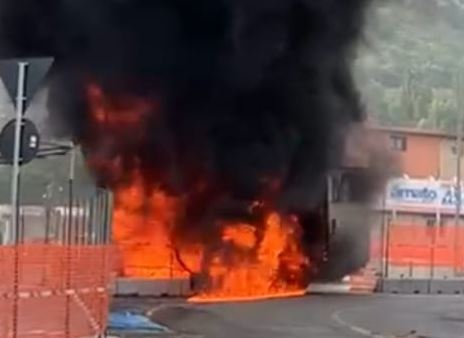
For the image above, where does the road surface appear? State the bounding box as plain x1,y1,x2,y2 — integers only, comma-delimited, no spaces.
112,294,464,338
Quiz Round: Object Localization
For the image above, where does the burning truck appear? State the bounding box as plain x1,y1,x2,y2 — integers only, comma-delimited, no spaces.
0,0,379,301
82,86,376,301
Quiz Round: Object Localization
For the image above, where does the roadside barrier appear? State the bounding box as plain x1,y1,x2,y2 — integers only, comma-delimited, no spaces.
0,244,113,338
370,223,464,278
0,188,114,338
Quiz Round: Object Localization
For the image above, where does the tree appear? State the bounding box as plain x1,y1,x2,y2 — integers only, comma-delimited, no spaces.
357,0,464,132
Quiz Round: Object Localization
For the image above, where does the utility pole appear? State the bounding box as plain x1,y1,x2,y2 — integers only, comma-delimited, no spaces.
454,71,464,276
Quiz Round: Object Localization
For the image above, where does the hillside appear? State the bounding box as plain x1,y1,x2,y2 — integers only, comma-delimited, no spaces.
357,0,464,131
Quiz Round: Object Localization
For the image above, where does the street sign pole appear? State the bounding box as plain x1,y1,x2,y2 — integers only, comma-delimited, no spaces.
0,57,54,243
8,62,29,245
9,61,28,338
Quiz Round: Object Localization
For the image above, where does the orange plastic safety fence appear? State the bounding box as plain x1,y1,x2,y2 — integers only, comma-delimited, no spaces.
0,244,113,338
370,224,464,271
387,224,464,268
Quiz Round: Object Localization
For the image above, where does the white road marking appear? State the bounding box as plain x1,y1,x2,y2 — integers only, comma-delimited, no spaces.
332,309,387,338
332,308,420,338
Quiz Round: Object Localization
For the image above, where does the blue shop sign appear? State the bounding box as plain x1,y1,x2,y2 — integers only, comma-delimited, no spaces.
386,179,463,208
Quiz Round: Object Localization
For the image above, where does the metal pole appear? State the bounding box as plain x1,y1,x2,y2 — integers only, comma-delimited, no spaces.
455,72,464,276
384,213,391,279
96,193,101,244
44,183,53,244
89,195,95,245
107,192,113,244
65,145,75,338
67,145,76,244
379,187,387,291
8,62,29,245
10,62,28,338
428,220,436,293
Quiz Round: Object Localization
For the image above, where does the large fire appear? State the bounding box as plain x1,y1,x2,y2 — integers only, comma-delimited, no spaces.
112,173,203,279
189,213,307,303
85,84,309,302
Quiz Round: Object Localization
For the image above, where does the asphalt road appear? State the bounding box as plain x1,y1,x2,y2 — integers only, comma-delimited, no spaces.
113,294,464,338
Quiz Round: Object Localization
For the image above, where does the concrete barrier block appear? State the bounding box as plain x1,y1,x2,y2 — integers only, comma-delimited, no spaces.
114,278,192,297
381,279,429,294
430,280,464,295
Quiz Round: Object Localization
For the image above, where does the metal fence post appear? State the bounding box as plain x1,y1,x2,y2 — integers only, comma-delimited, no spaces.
385,214,391,279
65,146,76,337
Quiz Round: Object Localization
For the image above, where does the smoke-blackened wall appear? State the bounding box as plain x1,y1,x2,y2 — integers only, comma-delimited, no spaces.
0,0,375,279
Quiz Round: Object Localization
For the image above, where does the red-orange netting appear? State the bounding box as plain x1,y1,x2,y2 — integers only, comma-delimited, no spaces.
370,224,464,272
0,244,113,338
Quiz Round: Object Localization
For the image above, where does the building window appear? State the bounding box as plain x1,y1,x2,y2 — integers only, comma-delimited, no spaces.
390,134,407,152
451,144,462,156
330,172,365,203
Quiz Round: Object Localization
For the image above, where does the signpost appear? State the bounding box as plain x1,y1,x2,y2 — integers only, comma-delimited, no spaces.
0,118,41,165
0,58,53,244
8,61,27,245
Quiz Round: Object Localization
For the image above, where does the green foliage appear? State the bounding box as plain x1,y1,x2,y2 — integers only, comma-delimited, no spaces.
357,0,464,132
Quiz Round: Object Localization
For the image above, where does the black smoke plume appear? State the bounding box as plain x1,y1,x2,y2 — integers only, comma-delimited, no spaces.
0,0,374,280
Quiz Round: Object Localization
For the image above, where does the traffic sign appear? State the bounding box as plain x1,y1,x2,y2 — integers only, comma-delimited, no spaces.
0,59,52,246
0,57,53,109
0,118,40,165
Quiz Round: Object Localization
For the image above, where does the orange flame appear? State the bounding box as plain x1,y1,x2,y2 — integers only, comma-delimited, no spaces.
188,213,307,303
222,224,257,249
86,83,308,301
113,172,202,278
87,83,153,127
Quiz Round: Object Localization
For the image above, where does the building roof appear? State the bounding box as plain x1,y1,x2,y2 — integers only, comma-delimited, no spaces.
369,125,456,139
